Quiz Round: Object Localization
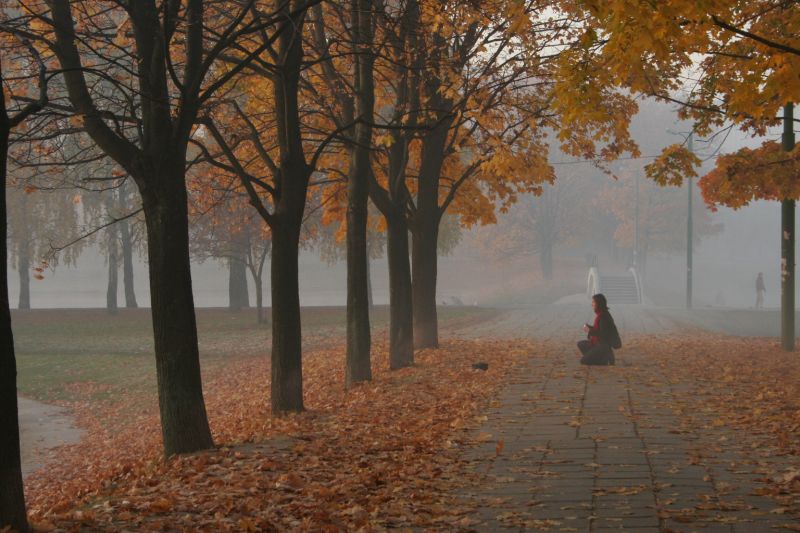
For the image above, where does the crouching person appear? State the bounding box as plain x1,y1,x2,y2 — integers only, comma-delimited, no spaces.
578,293,621,366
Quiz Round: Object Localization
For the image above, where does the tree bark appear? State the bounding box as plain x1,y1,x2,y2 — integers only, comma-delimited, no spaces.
228,252,249,311
141,171,214,455
411,220,439,349
17,238,30,310
366,254,374,310
249,244,269,325
269,1,310,413
255,272,265,324
120,219,138,308
106,223,119,313
345,0,374,388
0,83,30,533
270,219,304,413
387,215,414,369
411,118,449,349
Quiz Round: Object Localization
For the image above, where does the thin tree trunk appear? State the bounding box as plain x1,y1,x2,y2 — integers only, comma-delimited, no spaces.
106,223,119,313
120,219,138,308
228,251,249,311
387,215,414,369
250,244,268,325
0,82,30,533
345,0,374,387
17,238,29,310
142,173,213,456
540,241,553,280
255,273,265,324
411,221,439,349
270,219,304,413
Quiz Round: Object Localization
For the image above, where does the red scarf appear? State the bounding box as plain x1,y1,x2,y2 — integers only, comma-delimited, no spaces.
589,311,601,346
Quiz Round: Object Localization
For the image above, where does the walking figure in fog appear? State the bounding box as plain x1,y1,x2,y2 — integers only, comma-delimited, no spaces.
755,272,766,309
577,294,620,366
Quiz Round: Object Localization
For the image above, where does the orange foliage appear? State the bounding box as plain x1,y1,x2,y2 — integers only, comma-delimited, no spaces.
699,142,800,210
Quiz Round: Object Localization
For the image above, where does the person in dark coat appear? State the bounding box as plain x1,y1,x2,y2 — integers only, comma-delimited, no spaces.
755,272,766,309
577,293,616,366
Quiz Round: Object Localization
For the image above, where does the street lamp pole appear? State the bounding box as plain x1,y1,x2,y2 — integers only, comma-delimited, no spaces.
634,174,639,272
781,103,795,351
686,133,693,309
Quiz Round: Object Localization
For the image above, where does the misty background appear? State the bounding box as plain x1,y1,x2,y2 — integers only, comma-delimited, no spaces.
8,100,789,311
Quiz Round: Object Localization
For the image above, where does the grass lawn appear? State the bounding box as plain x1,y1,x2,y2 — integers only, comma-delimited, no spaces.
11,305,495,404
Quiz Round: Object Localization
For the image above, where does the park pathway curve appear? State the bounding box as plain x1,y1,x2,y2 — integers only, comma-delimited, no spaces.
454,306,797,532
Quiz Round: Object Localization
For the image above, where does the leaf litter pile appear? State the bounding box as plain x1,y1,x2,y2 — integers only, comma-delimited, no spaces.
24,338,532,531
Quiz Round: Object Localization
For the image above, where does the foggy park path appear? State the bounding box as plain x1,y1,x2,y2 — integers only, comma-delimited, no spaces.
450,305,798,532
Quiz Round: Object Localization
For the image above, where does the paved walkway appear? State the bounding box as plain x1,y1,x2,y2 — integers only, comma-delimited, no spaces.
456,306,798,532
18,396,83,477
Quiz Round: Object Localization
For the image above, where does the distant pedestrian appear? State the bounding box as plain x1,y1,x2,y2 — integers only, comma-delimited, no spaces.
577,294,620,366
755,272,766,309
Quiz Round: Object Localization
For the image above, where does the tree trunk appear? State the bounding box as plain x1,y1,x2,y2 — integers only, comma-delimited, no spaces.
411,220,439,349
250,244,269,325
387,215,414,369
17,237,30,310
120,219,138,308
0,90,30,533
141,173,213,456
345,0,374,388
540,241,553,280
228,252,249,311
270,219,304,413
411,114,450,349
106,223,119,313
346,152,372,385
366,255,374,310
269,0,311,414
255,272,265,324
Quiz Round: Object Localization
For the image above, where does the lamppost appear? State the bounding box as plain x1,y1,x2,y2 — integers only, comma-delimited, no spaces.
686,133,693,309
633,174,639,272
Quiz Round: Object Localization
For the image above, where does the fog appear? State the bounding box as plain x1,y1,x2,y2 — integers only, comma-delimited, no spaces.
8,99,793,312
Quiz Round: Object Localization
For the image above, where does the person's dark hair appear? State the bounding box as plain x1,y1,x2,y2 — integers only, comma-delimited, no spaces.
592,293,609,311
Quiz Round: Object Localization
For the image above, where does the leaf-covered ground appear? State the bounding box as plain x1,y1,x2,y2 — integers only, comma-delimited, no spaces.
627,334,800,521
19,309,800,531
24,337,533,531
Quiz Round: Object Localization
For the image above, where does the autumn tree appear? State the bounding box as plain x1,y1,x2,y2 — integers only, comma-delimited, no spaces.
0,29,48,533
376,0,638,349
28,0,290,453
6,181,82,309
302,0,421,369
200,0,336,412
562,0,800,348
80,174,143,312
599,167,722,278
188,171,273,323
699,142,800,210
474,170,596,279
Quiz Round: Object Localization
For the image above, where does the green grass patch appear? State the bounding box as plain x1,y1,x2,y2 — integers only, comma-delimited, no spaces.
12,305,493,404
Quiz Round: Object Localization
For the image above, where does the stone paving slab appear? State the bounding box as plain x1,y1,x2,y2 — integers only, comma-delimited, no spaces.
456,306,799,533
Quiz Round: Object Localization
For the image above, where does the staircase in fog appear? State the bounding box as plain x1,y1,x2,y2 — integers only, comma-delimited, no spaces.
598,274,641,304
588,267,642,305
